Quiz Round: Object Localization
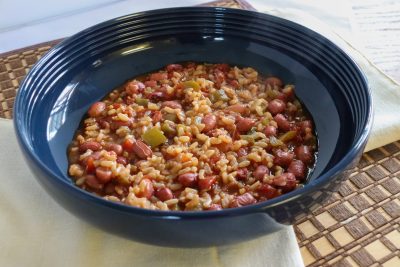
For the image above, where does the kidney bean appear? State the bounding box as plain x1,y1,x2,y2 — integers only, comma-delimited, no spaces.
125,81,145,95
264,125,277,137
155,187,173,201
132,140,153,159
161,101,182,109
95,167,113,183
79,141,101,152
110,119,132,130
144,80,157,88
295,145,313,164
225,104,249,114
150,72,168,81
202,114,217,132
288,160,306,179
273,149,294,167
88,102,106,117
138,179,154,199
274,114,290,131
215,63,230,72
299,120,313,134
268,99,286,114
166,64,183,72
151,110,162,123
85,157,96,173
236,117,256,133
236,168,248,180
116,156,128,165
105,143,123,155
276,173,297,192
237,147,248,157
258,184,280,199
253,165,269,180
214,69,225,84
122,138,135,152
208,204,222,210
98,120,110,129
230,193,256,207
85,174,103,190
178,173,198,187
265,76,283,88
229,80,240,89
198,175,217,191
148,91,166,101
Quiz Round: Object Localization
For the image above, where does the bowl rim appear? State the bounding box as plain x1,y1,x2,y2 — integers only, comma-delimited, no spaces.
14,6,373,218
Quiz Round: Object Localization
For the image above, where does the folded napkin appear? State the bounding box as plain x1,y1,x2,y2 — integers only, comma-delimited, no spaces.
262,8,400,152
0,119,303,267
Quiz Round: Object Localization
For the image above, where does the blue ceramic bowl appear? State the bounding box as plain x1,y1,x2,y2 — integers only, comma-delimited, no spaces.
14,7,372,247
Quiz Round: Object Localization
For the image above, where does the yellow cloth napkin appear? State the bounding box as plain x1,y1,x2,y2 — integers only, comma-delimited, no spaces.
0,119,303,267
263,8,400,152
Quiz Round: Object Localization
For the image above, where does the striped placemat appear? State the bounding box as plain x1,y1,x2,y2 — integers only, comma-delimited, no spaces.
1,1,399,266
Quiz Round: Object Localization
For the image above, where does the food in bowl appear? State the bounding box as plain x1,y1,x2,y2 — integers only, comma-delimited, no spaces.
68,63,317,211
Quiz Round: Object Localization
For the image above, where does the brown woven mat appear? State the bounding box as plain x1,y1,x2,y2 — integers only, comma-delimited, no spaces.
1,1,399,266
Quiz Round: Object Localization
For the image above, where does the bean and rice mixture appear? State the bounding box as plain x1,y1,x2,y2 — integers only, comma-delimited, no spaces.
68,63,317,211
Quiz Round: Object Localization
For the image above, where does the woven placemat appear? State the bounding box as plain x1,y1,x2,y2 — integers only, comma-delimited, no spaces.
1,1,399,266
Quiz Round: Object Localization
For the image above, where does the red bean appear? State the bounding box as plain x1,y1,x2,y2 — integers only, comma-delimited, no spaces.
225,104,249,114
214,69,225,84
236,116,256,133
161,101,182,109
116,156,128,165
138,179,154,199
85,174,103,190
268,99,286,114
166,64,183,72
274,114,290,131
79,141,101,152
236,168,248,180
230,193,256,207
150,72,168,81
155,187,173,201
273,149,294,167
88,102,106,117
215,64,230,72
208,204,222,210
258,184,280,199
202,114,217,132
148,91,166,101
288,160,306,179
273,173,298,192
253,165,269,180
295,145,313,164
125,81,145,95
95,167,113,183
105,143,123,155
144,80,157,88
299,120,313,134
110,119,132,130
151,110,162,123
178,173,198,187
85,157,96,173
264,125,277,137
132,140,153,159
198,175,217,191
229,80,240,89
265,76,283,88
237,147,248,157
122,138,135,152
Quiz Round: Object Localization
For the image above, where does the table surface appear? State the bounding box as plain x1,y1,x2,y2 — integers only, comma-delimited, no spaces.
1,1,400,266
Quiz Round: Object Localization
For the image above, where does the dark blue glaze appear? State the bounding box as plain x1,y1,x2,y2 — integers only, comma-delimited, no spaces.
14,7,372,247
